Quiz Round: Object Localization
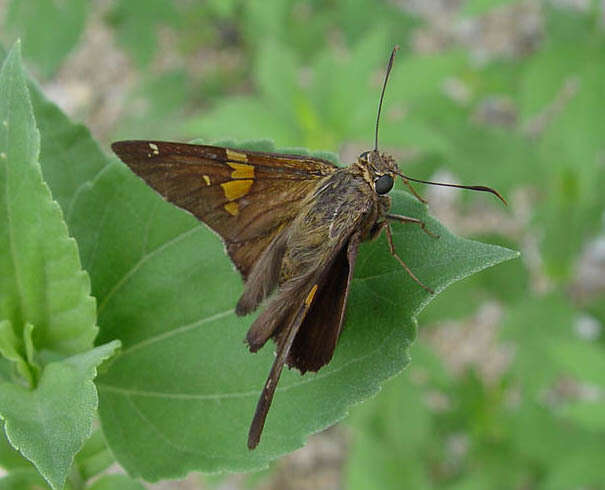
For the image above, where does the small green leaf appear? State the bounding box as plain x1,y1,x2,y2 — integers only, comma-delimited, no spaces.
0,321,36,385
0,341,120,490
73,428,115,480
0,42,97,363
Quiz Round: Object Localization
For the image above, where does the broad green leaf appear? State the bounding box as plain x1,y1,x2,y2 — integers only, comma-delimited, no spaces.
27,84,111,221
0,42,96,365
5,0,88,78
0,341,120,490
84,154,516,478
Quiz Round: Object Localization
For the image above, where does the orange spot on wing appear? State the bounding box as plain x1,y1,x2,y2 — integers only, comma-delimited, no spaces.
305,284,319,306
228,162,255,179
226,149,248,162
224,202,239,216
221,179,253,200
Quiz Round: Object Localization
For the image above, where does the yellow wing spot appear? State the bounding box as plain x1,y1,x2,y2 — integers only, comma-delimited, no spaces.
305,284,319,306
224,202,239,216
228,162,255,179
2,120,7,128
226,149,248,162
202,175,211,186
220,179,253,201
0,152,6,159
148,143,160,155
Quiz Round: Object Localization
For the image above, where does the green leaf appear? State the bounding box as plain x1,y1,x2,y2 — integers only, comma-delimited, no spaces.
86,162,515,479
0,42,97,367
28,83,112,220
0,341,120,490
0,469,49,490
5,0,88,78
73,428,115,481
0,321,37,385
88,474,145,490
0,422,35,471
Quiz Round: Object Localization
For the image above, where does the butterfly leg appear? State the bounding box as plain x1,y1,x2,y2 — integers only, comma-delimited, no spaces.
386,213,439,239
384,224,434,294
401,178,427,204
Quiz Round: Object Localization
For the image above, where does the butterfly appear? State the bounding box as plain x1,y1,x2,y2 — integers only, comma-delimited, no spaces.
111,47,505,449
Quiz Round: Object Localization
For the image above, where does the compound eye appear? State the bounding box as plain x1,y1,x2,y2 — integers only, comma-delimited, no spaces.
375,174,394,195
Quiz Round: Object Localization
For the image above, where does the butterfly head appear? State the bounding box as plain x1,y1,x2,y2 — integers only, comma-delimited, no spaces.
358,150,400,195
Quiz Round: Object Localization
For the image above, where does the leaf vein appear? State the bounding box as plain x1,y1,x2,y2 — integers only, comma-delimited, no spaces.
97,226,202,315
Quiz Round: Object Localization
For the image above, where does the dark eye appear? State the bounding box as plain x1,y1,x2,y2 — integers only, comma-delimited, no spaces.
375,174,394,194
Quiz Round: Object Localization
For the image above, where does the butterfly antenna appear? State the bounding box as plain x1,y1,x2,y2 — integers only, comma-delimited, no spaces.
395,170,507,204
374,46,399,151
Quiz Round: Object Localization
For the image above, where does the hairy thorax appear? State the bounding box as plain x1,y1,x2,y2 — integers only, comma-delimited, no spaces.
278,167,389,284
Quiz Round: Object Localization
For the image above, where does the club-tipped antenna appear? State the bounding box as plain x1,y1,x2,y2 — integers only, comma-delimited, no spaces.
395,170,507,204
374,46,399,151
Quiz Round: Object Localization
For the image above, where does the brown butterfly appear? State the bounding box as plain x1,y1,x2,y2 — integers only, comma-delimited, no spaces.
111,47,505,449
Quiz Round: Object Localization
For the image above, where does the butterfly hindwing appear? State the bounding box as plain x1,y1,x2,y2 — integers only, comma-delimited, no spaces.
287,234,359,373
111,140,337,278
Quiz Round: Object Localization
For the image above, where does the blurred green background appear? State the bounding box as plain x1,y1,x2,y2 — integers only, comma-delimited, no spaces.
2,0,604,488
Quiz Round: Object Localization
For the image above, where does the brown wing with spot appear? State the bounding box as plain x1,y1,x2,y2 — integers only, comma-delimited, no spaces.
111,140,337,279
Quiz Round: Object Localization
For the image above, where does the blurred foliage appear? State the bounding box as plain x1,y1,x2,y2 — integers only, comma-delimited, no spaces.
3,0,88,78
1,0,605,489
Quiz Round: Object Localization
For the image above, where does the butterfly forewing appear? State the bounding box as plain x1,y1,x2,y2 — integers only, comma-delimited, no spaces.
111,140,337,278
